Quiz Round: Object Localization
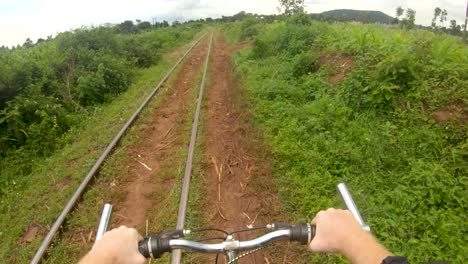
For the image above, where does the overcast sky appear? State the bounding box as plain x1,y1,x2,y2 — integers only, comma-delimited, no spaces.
0,0,466,47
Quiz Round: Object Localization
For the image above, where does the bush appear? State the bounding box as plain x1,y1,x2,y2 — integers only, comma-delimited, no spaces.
364,53,421,109
291,51,320,78
77,64,107,105
121,34,162,67
239,17,260,40
0,95,74,156
250,39,272,59
230,19,467,263
78,57,132,106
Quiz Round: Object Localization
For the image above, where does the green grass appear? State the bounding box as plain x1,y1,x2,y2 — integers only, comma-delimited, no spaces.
45,38,211,263
225,18,467,263
45,34,210,264
0,33,206,263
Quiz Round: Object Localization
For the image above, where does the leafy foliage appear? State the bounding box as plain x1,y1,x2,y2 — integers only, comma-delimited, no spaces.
317,9,395,24
278,0,305,15
291,51,320,78
0,22,201,189
229,17,467,263
400,8,416,30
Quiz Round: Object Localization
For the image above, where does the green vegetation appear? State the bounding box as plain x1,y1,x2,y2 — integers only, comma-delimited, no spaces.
226,15,467,263
41,46,208,263
278,0,305,15
0,24,203,262
0,23,202,192
315,9,394,24
1,7,467,263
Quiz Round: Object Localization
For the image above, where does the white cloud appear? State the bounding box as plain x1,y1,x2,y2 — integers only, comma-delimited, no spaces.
0,0,466,47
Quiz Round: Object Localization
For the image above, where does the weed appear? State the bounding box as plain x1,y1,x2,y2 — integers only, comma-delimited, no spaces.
228,19,467,263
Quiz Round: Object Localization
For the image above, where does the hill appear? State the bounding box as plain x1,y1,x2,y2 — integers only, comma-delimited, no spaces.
315,9,395,23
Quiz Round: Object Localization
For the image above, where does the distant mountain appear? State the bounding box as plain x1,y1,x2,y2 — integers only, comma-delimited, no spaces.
314,9,395,24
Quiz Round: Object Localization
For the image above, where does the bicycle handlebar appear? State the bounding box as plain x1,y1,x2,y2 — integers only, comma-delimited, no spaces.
93,182,366,261
138,223,315,258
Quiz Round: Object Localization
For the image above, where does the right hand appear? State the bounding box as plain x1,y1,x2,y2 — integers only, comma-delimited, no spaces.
309,208,393,264
309,208,365,253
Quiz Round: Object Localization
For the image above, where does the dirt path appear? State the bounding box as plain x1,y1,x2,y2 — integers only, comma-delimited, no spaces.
84,31,306,263
113,37,209,228
200,33,306,263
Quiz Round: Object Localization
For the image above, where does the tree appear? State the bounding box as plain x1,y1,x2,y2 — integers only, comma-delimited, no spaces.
137,21,152,31
400,8,416,30
450,20,462,35
450,19,456,30
23,38,34,48
396,6,404,18
395,7,404,24
432,7,442,28
278,0,305,15
117,20,136,34
440,9,448,25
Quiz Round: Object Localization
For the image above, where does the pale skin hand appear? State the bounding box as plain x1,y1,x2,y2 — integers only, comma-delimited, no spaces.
79,226,146,264
309,208,392,264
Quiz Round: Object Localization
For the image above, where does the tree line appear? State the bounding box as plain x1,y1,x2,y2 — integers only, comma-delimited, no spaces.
275,0,467,38
395,6,465,36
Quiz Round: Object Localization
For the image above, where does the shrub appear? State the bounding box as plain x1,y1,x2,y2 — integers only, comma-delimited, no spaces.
230,19,467,263
362,51,421,110
0,95,74,156
239,17,260,40
291,51,320,78
250,39,272,59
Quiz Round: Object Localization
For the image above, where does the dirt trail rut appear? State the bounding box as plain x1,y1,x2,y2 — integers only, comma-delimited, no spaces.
201,33,305,263
114,37,209,228
109,32,305,263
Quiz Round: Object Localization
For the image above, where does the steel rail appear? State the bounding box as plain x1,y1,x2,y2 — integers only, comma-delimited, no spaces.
171,32,213,264
31,32,207,264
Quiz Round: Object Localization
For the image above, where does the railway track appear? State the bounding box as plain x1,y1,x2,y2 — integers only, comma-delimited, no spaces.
31,32,212,264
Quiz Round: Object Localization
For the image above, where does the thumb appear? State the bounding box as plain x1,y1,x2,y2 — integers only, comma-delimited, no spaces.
308,235,323,252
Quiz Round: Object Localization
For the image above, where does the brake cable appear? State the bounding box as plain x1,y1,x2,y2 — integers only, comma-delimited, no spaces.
227,246,267,264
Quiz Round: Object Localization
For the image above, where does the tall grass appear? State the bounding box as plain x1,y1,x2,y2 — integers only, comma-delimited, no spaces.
227,17,467,263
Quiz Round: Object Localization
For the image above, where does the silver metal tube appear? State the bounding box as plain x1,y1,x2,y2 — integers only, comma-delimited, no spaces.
169,229,290,253
238,230,290,249
95,204,113,241
31,33,207,264
171,32,213,264
170,240,226,253
337,183,370,232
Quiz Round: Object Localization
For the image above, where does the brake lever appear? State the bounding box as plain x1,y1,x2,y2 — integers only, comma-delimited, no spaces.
159,229,185,239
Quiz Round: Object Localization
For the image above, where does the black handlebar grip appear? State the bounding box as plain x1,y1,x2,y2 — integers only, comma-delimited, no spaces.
138,236,171,259
290,223,316,244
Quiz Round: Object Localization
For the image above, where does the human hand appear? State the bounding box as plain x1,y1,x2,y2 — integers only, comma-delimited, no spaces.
79,226,146,264
309,208,365,253
309,208,392,264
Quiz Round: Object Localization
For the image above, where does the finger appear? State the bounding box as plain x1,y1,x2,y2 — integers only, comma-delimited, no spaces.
308,238,321,252
130,228,143,240
312,210,326,224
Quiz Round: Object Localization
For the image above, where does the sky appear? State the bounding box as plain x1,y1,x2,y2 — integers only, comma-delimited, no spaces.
0,0,466,47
